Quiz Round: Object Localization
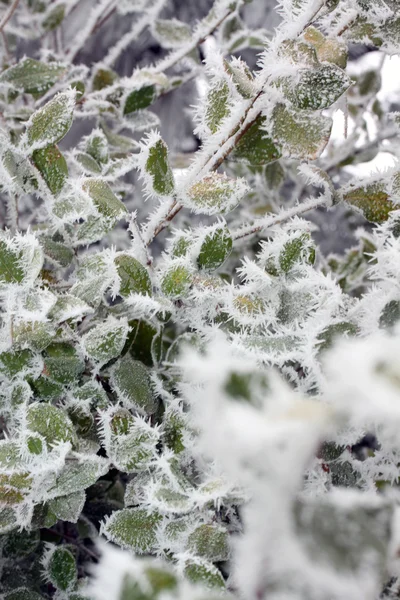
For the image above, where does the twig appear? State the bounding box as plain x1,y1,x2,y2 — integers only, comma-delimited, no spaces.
0,0,20,33
232,195,330,241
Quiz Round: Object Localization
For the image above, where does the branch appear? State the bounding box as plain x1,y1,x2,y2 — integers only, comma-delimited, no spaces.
0,0,20,33
231,195,331,241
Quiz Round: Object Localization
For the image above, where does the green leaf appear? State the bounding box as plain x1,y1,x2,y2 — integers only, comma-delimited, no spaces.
0,348,36,378
186,172,248,214
14,321,55,351
26,91,75,150
41,236,74,267
106,414,159,473
82,178,127,221
124,85,156,114
0,472,32,505
0,240,24,283
42,3,65,31
111,355,157,414
43,342,84,384
279,233,315,273
144,137,175,197
32,144,68,195
317,322,358,351
197,226,232,271
2,529,40,557
46,454,109,497
115,254,152,297
379,300,400,329
0,507,18,533
287,65,352,110
82,316,129,365
152,18,191,48
45,546,77,592
187,524,230,562
92,68,118,91
102,508,162,553
85,130,109,164
205,81,230,134
184,559,226,590
343,181,396,223
75,152,102,174
0,58,66,97
5,589,44,600
272,104,332,160
47,490,86,523
161,263,193,298
27,403,77,446
231,115,281,166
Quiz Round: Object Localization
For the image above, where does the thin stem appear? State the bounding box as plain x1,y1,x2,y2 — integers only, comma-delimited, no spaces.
0,0,20,33
232,195,330,241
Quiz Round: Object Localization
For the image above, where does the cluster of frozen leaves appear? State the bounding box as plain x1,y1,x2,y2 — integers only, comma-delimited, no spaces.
2,0,400,599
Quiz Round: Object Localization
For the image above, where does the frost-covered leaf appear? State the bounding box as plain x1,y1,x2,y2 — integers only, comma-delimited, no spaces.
272,104,332,160
42,3,65,31
0,232,43,287
115,254,152,297
287,65,352,110
183,558,226,590
5,589,44,600
82,178,127,221
139,132,175,197
343,181,396,223
45,453,109,498
25,90,75,150
205,81,230,134
32,144,68,195
111,355,157,414
185,173,249,214
0,58,66,97
40,236,74,267
152,18,191,48
124,85,156,115
47,490,86,523
82,316,129,366
13,321,55,351
85,129,109,165
187,524,230,562
197,225,232,271
42,545,77,592
43,342,84,384
0,348,37,379
26,403,77,447
231,115,282,166
101,508,162,553
161,261,193,298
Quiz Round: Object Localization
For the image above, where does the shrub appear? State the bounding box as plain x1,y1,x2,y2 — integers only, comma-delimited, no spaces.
1,0,400,599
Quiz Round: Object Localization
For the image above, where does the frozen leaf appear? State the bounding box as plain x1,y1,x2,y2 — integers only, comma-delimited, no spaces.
46,453,109,498
41,236,74,267
186,172,249,214
183,559,226,590
5,589,44,600
25,90,75,151
42,3,65,31
111,355,157,414
124,85,156,115
288,65,352,110
2,529,40,557
43,342,84,384
304,28,347,68
0,58,66,97
0,232,43,287
0,472,32,505
197,225,232,271
47,490,86,523
152,18,191,48
0,348,37,379
82,178,127,221
0,507,17,533
82,316,129,365
161,262,193,298
101,508,162,553
14,321,55,351
32,145,68,195
231,115,281,166
317,322,358,351
187,524,230,562
343,182,396,223
85,129,109,165
92,68,118,91
43,545,77,592
205,81,230,134
75,152,102,174
115,254,152,297
272,104,332,160
26,403,77,446
379,300,400,329
279,233,315,273
139,133,175,197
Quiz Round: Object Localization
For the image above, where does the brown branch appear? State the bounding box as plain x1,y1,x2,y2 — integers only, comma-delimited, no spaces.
0,0,20,33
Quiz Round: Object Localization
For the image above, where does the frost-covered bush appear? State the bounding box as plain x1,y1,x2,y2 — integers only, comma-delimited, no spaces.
3,0,400,598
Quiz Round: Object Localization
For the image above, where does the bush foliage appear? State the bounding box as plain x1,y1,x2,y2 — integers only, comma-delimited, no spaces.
1,0,400,598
